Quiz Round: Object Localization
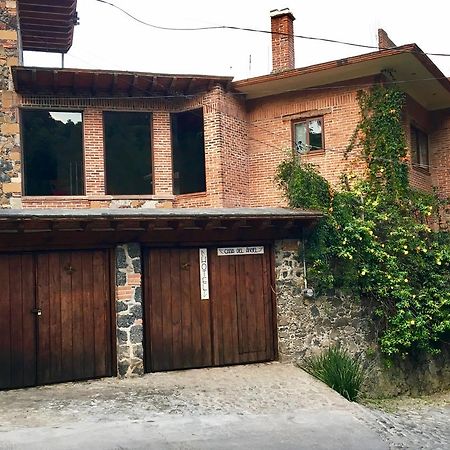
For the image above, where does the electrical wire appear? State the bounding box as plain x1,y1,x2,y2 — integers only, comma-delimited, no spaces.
94,0,450,58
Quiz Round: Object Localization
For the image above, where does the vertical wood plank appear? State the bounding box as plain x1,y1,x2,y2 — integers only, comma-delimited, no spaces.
193,248,212,367
187,249,202,367
82,251,95,378
180,248,193,368
170,249,182,368
71,251,84,380
21,254,37,387
9,255,24,387
0,255,12,388
48,252,62,382
60,251,74,380
37,253,51,383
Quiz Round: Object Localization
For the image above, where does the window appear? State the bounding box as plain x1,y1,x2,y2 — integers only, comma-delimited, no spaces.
171,108,206,195
410,125,429,169
104,112,152,195
22,110,84,196
293,117,324,153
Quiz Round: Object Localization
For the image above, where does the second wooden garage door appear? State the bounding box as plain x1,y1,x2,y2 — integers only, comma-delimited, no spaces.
144,247,275,372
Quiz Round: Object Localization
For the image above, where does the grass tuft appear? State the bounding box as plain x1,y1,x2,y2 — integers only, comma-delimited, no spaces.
303,346,367,402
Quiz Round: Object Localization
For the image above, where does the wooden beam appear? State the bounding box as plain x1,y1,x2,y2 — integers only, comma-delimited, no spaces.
52,70,59,94
128,75,139,97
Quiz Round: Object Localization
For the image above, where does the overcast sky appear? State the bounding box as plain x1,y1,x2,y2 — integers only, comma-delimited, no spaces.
23,0,450,80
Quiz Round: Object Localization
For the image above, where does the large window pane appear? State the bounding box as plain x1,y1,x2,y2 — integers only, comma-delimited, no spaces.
22,110,84,196
104,112,152,195
171,108,206,195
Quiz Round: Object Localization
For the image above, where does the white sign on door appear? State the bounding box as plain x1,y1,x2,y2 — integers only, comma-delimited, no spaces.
217,246,264,256
199,248,209,300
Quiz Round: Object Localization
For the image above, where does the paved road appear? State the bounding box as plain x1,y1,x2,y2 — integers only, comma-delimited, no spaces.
0,363,447,449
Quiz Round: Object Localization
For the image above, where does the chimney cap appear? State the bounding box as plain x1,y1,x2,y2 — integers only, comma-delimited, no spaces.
270,8,295,21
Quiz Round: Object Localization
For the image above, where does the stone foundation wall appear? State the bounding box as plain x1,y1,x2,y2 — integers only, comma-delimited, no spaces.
115,243,144,377
274,239,450,397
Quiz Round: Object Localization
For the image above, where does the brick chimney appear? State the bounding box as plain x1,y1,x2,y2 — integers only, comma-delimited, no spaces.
377,29,396,50
270,8,295,73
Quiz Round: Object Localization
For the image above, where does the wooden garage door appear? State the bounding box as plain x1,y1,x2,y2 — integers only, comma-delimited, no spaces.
144,246,275,372
0,250,113,390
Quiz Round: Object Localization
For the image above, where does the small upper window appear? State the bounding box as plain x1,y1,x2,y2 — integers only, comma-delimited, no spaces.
22,110,84,196
410,126,429,169
293,117,324,153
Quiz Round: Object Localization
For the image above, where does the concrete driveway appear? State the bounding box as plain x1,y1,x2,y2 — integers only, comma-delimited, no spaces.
0,363,391,449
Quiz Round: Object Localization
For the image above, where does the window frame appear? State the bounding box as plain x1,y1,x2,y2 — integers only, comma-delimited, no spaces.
410,124,430,171
20,107,86,197
292,116,325,154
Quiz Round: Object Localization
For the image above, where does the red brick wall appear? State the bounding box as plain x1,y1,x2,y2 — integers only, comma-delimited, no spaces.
84,109,105,196
174,86,249,208
17,88,250,210
152,111,172,196
245,85,365,207
9,82,450,211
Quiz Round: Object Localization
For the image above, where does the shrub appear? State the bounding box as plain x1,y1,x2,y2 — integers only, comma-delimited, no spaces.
303,346,367,401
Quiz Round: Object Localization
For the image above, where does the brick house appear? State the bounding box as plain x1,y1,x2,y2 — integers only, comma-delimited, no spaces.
0,2,449,390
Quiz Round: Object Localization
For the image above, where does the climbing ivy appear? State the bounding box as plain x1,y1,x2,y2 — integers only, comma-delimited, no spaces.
276,86,450,359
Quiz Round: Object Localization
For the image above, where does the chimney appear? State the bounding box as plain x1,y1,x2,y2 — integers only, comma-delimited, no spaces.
270,8,295,73
377,29,396,50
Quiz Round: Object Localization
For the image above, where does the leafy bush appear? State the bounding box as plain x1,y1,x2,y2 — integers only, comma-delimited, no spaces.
277,86,450,360
303,346,367,401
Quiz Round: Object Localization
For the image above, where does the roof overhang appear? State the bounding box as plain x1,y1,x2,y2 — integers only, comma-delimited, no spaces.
18,0,78,53
0,208,321,250
234,45,450,111
12,67,234,97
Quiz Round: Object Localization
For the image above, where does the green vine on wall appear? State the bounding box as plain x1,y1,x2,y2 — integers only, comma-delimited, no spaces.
277,86,450,359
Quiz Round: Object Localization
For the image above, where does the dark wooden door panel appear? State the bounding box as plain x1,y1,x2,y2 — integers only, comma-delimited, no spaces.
209,253,240,366
210,248,275,366
145,246,275,372
145,248,212,372
36,250,112,385
0,254,36,390
236,253,274,361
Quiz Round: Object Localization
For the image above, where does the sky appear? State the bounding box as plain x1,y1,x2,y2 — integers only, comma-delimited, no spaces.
23,0,450,81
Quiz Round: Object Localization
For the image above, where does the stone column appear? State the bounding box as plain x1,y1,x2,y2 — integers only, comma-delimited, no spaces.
0,0,21,208
115,243,144,377
274,239,304,362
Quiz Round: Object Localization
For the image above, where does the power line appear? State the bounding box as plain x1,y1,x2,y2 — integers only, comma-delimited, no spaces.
94,0,450,58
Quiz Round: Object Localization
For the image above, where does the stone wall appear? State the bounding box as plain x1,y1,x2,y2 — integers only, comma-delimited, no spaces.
115,243,144,377
274,239,450,397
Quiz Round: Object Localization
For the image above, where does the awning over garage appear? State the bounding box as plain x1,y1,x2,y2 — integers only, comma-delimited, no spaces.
0,207,321,250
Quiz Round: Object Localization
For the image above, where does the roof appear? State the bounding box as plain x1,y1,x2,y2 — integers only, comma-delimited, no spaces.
0,207,320,221
12,67,233,97
18,0,78,53
234,44,450,111
0,208,321,247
